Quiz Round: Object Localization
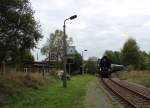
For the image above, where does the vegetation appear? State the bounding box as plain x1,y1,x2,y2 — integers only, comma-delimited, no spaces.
0,74,94,108
41,29,74,62
121,38,140,69
104,38,150,70
114,71,150,87
67,51,82,74
85,57,98,74
41,30,64,63
104,51,122,64
0,73,49,106
0,0,42,64
105,38,150,88
41,29,82,73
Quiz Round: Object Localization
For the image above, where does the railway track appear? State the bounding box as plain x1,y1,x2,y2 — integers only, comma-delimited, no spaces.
101,78,150,108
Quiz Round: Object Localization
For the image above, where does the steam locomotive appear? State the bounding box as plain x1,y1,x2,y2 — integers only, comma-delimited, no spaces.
97,59,124,78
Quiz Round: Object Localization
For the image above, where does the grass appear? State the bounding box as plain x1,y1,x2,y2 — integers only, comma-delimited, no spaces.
1,74,94,108
0,72,50,106
114,71,150,87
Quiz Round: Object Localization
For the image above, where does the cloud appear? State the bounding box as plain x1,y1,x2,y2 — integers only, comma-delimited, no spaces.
143,21,150,27
30,0,150,60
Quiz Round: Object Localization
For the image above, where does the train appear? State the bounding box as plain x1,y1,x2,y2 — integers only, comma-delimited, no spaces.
97,59,124,78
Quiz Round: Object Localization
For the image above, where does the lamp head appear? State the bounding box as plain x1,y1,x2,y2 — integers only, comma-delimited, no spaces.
70,15,77,20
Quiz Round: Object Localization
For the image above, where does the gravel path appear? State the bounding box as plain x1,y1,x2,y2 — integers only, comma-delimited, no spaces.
85,78,121,108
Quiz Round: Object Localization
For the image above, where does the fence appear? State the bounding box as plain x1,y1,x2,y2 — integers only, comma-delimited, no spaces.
0,61,56,76
0,61,17,74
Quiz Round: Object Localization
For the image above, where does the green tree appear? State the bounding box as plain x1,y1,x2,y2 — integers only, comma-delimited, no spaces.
139,51,150,70
41,29,73,69
21,49,34,62
85,57,98,74
144,57,150,70
104,50,122,64
121,38,140,69
41,30,62,63
71,51,82,73
0,0,42,63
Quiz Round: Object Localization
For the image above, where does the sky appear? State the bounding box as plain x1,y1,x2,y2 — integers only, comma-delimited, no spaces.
30,0,150,61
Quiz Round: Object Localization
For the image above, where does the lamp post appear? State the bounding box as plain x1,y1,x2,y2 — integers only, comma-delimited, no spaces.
63,15,77,88
82,49,87,75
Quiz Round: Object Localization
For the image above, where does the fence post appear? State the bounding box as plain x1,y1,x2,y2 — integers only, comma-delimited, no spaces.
42,68,45,78
2,61,5,75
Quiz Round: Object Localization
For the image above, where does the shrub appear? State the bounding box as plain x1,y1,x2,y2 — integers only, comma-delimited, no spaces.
0,73,48,96
126,65,135,72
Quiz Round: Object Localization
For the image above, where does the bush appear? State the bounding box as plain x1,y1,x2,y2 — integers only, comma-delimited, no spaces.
22,73,45,89
0,73,48,96
126,65,135,72
85,60,97,74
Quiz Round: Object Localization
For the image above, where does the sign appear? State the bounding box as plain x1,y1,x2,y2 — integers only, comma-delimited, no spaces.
67,46,76,64
67,46,76,55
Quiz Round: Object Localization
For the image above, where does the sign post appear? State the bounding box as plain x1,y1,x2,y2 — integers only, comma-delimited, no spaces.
67,46,76,75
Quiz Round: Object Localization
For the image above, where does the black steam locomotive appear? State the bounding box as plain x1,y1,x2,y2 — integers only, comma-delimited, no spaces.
97,58,124,78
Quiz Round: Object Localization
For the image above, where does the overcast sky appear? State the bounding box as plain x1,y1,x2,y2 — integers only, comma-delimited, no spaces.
30,0,150,60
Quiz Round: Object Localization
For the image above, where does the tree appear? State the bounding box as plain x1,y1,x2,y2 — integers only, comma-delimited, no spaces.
70,51,82,73
0,0,42,63
21,49,34,62
114,51,122,64
121,38,140,69
139,51,150,70
85,57,98,74
104,50,115,63
41,29,73,69
144,57,150,70
104,50,122,64
41,30,64,68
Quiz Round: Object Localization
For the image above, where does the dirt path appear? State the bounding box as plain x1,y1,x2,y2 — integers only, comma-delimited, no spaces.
85,78,121,108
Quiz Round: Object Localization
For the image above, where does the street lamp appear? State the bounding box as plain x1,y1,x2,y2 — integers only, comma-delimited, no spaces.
63,15,77,88
82,49,87,75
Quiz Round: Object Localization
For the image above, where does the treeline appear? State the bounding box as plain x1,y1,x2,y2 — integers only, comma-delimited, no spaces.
104,38,150,70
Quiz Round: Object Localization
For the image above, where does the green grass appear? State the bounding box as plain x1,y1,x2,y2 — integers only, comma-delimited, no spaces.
115,71,150,87
0,73,49,106
1,75,94,108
